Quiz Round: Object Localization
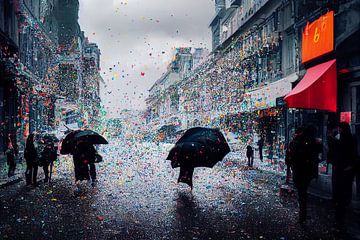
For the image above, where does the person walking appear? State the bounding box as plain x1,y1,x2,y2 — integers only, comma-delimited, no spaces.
287,126,321,224
327,122,358,231
73,141,97,187
5,135,16,177
257,137,264,162
24,133,39,186
246,145,254,168
39,138,57,183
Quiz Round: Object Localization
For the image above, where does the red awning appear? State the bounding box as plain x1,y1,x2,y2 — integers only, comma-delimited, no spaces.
284,59,337,112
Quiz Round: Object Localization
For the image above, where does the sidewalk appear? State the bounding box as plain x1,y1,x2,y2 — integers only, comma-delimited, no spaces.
227,149,360,239
228,149,287,176
0,153,25,188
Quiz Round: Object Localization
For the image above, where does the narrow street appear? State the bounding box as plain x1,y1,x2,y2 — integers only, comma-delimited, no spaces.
0,140,350,240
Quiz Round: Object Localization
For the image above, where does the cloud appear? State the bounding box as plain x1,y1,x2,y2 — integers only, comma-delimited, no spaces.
79,0,214,116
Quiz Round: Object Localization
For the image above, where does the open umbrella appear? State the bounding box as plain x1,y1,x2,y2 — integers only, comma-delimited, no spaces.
60,130,81,154
73,130,108,145
167,127,230,168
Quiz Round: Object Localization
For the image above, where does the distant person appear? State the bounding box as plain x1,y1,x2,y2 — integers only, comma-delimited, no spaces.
327,122,358,230
5,135,16,177
257,137,264,161
24,133,39,186
246,145,254,168
287,126,321,224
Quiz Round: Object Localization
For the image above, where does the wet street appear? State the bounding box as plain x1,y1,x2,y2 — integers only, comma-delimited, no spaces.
0,139,352,239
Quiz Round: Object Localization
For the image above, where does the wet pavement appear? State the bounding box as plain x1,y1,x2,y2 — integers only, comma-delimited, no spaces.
0,139,357,239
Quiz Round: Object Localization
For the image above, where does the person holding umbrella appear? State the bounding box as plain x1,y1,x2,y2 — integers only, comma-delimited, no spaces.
61,129,107,190
167,127,230,189
73,140,97,186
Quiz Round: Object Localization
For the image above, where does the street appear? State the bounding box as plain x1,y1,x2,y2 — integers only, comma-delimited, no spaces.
0,139,351,240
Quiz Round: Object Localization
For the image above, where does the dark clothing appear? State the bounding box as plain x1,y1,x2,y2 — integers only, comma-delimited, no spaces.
287,132,321,222
40,144,57,181
328,133,358,226
5,148,16,177
25,164,38,185
246,146,254,168
178,165,194,189
296,179,311,223
258,138,264,161
24,136,38,185
73,143,97,181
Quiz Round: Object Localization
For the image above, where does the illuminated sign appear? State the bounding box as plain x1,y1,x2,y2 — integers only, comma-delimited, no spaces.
302,11,334,63
340,112,352,123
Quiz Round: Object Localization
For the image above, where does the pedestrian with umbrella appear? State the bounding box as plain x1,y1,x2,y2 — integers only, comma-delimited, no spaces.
167,127,230,189
61,129,107,189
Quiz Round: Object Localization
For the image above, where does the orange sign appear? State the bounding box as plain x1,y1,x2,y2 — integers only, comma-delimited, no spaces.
302,11,334,63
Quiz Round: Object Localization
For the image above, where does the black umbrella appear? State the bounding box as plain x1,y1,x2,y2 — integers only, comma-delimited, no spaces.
60,130,81,154
167,127,230,168
73,130,108,145
42,134,59,143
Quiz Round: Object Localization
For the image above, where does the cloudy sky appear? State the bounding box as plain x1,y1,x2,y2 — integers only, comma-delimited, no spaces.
78,0,215,117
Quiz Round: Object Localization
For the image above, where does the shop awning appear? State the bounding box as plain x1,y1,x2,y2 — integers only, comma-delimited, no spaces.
284,59,337,112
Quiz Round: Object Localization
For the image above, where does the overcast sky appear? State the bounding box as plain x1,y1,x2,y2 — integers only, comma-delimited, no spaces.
78,0,214,117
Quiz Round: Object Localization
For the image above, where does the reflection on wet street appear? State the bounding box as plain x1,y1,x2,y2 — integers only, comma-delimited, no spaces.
0,139,342,239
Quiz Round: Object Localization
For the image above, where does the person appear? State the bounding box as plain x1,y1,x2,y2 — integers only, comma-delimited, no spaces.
39,138,57,183
287,126,321,224
178,165,194,190
246,145,254,168
24,133,39,186
285,128,304,183
73,141,97,187
5,135,16,177
327,122,358,230
177,143,196,190
257,137,264,161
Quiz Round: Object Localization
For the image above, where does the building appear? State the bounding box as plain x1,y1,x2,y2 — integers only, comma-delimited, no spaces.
0,0,103,155
81,35,103,128
54,0,103,130
146,47,208,134
0,0,20,153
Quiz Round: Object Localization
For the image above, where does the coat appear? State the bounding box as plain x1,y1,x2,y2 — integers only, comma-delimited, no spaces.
287,134,321,185
40,144,57,166
24,143,38,165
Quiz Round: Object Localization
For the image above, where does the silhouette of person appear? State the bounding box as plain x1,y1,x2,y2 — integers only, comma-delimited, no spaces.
328,122,358,230
246,145,254,168
288,126,321,224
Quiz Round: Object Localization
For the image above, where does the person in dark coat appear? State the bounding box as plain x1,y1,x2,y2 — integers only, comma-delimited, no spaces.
24,133,39,186
73,141,97,186
287,126,321,224
257,137,264,162
5,135,16,177
178,164,194,190
246,145,254,168
177,144,196,190
327,122,358,230
39,139,57,183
